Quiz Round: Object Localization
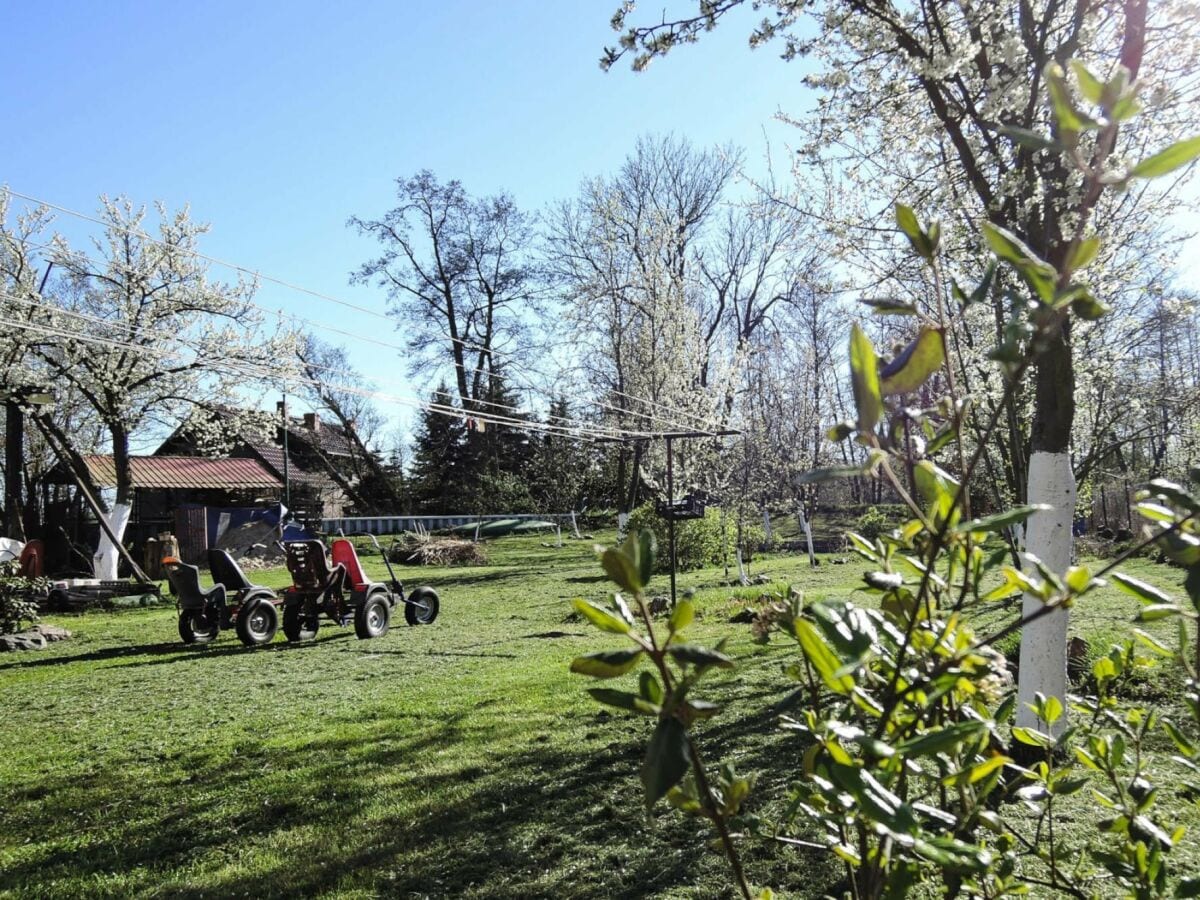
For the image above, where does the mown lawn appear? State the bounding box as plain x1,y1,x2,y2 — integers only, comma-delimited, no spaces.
1,533,1199,898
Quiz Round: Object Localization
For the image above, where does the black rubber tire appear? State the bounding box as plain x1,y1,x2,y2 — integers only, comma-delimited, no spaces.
354,593,391,639
179,608,220,644
282,604,320,642
47,589,69,613
404,586,439,626
236,598,279,647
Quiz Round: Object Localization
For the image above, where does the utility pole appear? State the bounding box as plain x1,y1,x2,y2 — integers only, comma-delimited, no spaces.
281,393,291,513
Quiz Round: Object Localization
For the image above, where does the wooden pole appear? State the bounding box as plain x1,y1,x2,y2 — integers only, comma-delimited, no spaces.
31,416,153,584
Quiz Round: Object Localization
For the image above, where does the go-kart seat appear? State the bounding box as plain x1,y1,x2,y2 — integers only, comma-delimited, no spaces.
284,540,345,592
162,557,226,608
331,538,371,592
207,549,255,592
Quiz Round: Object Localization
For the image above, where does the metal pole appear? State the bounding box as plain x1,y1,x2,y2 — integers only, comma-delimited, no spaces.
667,435,676,610
5,399,24,540
281,393,291,513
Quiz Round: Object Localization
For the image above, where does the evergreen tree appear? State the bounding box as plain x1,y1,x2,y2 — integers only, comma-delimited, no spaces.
409,383,469,513
529,397,594,513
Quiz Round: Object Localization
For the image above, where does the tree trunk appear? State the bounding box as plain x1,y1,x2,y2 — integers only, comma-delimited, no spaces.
1017,331,1075,736
93,503,132,580
95,423,133,580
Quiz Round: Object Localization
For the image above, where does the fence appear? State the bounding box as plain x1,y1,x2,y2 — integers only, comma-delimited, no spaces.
319,513,579,537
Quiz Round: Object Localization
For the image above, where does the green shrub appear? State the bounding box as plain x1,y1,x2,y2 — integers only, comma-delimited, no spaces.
626,503,753,572
854,505,892,542
0,561,41,634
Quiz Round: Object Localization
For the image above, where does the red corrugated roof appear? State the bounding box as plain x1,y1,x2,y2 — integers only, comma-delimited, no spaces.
81,456,283,490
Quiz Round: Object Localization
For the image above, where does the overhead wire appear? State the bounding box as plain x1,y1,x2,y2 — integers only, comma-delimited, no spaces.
0,303,660,440
0,289,647,439
4,194,723,435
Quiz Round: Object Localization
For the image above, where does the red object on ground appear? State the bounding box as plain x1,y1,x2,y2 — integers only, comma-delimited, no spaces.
18,539,43,578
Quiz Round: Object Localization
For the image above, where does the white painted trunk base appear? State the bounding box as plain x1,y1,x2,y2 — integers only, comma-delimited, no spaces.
797,508,817,567
1016,451,1075,736
93,503,132,580
617,512,628,538
735,548,749,586
762,509,773,543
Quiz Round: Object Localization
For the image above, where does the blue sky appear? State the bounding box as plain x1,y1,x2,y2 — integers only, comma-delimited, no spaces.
3,1,1196,440
1,0,807,432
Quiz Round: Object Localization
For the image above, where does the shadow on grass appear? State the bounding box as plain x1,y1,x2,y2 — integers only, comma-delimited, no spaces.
2,687,833,899
0,631,356,672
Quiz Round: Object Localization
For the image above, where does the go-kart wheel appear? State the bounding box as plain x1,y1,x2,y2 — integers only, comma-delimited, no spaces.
283,604,319,642
179,608,220,644
404,587,439,626
354,593,391,639
236,598,279,647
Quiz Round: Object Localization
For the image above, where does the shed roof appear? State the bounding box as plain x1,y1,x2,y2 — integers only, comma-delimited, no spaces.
80,455,283,490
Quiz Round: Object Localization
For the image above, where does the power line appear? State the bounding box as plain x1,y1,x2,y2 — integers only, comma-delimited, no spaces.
0,305,663,440
0,290,647,439
6,203,722,434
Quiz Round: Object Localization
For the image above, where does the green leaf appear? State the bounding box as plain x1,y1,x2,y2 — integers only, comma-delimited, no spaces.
1136,603,1183,621
1012,726,1054,748
639,670,664,704
795,619,854,693
569,648,644,679
914,461,960,523
1045,61,1093,132
572,598,631,635
956,504,1049,534
667,643,734,670
1067,235,1101,271
981,222,1057,303
587,688,658,715
826,421,855,442
599,546,641,594
1111,572,1173,605
642,717,691,809
1129,135,1200,179
1068,288,1111,321
998,124,1061,153
1041,695,1064,726
895,203,935,260
913,836,992,873
1070,60,1105,104
1146,478,1200,512
668,599,694,634
897,721,987,758
849,323,883,432
879,326,945,396
859,297,918,316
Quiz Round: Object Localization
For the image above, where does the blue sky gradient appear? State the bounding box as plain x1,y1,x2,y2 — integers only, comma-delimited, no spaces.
2,1,809,431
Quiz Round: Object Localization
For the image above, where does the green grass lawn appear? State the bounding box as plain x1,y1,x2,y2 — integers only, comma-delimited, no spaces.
1,534,1198,898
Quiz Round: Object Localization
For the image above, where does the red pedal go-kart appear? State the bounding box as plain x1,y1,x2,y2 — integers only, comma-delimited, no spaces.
280,535,438,642
163,549,281,647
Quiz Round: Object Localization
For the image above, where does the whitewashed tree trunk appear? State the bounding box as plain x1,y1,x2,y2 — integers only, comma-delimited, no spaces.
735,548,750,585
797,507,817,567
92,502,132,580
1016,451,1075,736
617,512,629,538
762,508,773,543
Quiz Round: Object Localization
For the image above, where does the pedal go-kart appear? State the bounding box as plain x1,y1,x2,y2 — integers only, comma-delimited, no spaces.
163,549,281,647
280,535,438,642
